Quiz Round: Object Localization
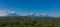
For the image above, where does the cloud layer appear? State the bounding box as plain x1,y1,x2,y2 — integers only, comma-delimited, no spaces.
0,10,16,16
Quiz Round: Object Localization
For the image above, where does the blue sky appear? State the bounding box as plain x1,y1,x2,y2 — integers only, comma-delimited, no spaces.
0,0,60,17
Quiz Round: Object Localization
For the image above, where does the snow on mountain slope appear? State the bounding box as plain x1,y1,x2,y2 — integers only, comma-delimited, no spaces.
27,13,49,17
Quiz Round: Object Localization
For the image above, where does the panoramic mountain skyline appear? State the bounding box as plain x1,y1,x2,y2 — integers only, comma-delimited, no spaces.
0,10,48,16
0,0,60,17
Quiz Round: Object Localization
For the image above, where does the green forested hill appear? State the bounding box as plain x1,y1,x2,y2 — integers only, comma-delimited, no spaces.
0,16,60,27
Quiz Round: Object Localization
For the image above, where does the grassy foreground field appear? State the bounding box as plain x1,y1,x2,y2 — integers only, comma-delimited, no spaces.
0,16,60,27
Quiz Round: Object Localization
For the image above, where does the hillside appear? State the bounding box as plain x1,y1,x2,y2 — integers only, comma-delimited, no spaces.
0,16,59,27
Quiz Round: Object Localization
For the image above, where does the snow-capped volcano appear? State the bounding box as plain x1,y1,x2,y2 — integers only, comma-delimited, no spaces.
27,13,49,17
0,10,18,16
39,13,49,17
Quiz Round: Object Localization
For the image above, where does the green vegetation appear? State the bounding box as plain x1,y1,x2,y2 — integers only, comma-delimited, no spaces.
0,16,60,27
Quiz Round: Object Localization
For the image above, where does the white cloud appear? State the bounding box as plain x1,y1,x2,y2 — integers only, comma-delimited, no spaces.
0,10,16,16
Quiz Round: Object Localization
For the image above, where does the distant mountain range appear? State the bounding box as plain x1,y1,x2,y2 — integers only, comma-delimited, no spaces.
26,13,49,17
6,13,49,17
0,10,50,17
